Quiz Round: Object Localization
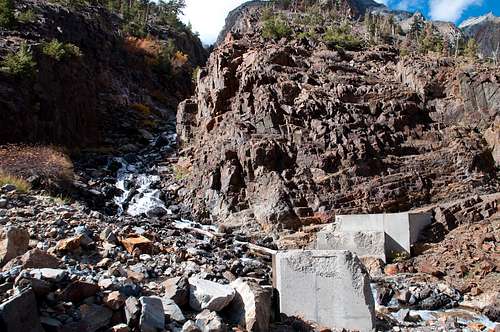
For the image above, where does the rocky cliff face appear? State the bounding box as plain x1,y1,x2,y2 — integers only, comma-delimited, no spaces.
460,13,500,59
0,0,207,147
177,4,500,231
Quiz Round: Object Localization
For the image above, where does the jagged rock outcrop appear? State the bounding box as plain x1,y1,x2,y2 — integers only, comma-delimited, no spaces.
460,13,500,59
178,5,500,230
216,0,384,46
0,0,207,147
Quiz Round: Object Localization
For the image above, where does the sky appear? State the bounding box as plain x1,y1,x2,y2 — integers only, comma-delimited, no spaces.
182,0,500,45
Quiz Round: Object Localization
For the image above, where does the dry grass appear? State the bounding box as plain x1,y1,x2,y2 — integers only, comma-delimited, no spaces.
0,172,31,193
0,145,74,191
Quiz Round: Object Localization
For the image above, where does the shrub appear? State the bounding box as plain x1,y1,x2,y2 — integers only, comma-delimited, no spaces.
131,103,151,116
0,172,30,193
323,25,363,51
464,38,478,59
192,66,200,82
42,39,82,60
262,15,292,40
153,40,176,76
63,43,82,58
1,43,37,77
17,9,37,23
0,0,14,28
0,145,74,192
42,39,66,60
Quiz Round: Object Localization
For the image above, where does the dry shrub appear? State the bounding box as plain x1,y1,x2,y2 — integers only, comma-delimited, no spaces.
130,103,151,116
0,172,30,193
124,36,162,59
0,145,74,191
171,51,188,68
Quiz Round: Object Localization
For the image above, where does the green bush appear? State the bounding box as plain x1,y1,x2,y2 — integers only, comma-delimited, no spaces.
464,38,478,59
42,39,82,60
0,0,14,28
262,15,292,40
1,43,37,77
323,25,363,51
17,9,37,24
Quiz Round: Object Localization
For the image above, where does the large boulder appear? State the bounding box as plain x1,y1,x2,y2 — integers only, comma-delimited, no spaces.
188,278,235,312
225,278,272,332
0,227,30,267
0,288,44,332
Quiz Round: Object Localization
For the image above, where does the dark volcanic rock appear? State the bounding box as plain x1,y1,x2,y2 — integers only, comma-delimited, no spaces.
177,7,500,230
0,0,207,147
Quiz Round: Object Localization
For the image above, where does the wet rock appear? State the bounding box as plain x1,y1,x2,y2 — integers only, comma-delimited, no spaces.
483,305,500,322
79,304,113,332
226,278,272,332
188,278,235,312
195,310,227,332
139,296,165,332
163,276,189,307
0,227,30,267
0,288,44,332
0,198,7,208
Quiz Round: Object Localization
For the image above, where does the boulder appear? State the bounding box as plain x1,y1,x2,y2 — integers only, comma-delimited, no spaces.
226,278,272,332
2,248,60,271
188,278,235,312
182,320,201,332
195,310,227,332
0,227,30,267
121,235,153,254
0,288,44,332
139,296,165,332
60,281,100,303
152,296,186,323
163,276,189,307
125,296,141,326
79,304,113,332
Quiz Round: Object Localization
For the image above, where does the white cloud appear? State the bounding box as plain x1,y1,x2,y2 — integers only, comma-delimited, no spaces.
374,0,389,5
181,0,248,45
429,0,482,22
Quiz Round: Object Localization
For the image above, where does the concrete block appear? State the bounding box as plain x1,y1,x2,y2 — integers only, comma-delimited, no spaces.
335,212,431,256
316,229,386,262
273,250,375,332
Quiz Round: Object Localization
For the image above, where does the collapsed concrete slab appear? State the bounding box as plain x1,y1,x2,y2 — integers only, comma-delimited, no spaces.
317,212,431,261
273,250,375,332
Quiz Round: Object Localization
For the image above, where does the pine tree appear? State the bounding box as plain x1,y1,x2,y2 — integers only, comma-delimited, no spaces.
464,38,478,59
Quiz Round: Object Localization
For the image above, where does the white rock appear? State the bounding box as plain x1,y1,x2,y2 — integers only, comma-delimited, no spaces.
195,310,226,332
188,278,235,312
28,268,67,282
227,278,272,332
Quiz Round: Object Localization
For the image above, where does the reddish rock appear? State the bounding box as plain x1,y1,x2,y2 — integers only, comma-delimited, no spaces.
120,235,152,254
60,281,100,303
